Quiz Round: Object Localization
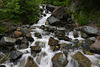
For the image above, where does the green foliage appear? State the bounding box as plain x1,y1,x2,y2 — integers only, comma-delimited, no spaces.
97,19,100,26
42,0,70,7
0,0,42,24
74,14,88,26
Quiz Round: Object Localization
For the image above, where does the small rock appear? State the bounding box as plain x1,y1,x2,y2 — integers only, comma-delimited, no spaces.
21,28,30,36
73,31,79,38
81,32,88,38
0,37,16,46
72,51,91,67
30,46,41,53
34,32,42,38
14,31,22,38
10,51,23,60
48,37,59,46
52,52,68,67
18,43,28,49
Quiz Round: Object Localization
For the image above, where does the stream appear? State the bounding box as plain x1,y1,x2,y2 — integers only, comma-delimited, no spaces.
1,5,100,67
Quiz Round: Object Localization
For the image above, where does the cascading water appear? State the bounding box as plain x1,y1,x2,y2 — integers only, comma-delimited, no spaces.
1,5,100,67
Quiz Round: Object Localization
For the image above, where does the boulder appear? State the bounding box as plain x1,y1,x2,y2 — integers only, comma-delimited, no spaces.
89,42,100,54
72,51,91,67
34,32,42,38
52,52,68,67
14,31,22,38
52,7,68,20
82,26,98,35
47,16,61,26
10,51,23,60
25,56,38,67
46,4,56,12
48,37,59,46
0,37,16,46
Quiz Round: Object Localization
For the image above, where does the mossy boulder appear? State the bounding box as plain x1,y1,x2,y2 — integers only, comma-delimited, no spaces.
72,51,91,67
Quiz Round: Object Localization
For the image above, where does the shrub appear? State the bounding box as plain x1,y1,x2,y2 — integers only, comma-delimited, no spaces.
0,0,42,24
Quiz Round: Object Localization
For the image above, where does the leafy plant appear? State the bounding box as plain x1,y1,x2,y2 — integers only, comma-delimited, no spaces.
0,0,42,24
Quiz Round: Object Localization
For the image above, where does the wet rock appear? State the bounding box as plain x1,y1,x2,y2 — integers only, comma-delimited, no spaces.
10,51,23,60
82,26,98,35
0,65,6,67
19,56,38,67
26,33,34,42
47,16,61,26
82,39,93,52
14,31,22,38
25,56,38,67
63,36,71,41
52,52,68,67
46,4,56,12
61,44,73,53
72,51,91,67
81,32,88,38
35,41,45,47
0,52,10,64
73,31,79,38
89,42,100,54
73,39,79,48
0,37,16,46
55,30,65,38
18,43,28,49
34,32,42,38
30,46,41,53
48,37,59,46
60,43,69,48
50,46,60,51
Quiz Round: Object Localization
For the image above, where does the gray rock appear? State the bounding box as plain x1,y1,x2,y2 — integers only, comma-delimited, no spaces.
82,26,98,35
0,37,16,46
52,52,68,67
46,4,56,12
10,51,23,60
47,16,61,26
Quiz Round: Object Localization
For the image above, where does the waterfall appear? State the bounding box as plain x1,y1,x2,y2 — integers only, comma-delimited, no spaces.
1,4,100,67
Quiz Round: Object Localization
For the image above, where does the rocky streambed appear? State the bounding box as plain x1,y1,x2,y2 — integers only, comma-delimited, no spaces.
0,4,100,67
